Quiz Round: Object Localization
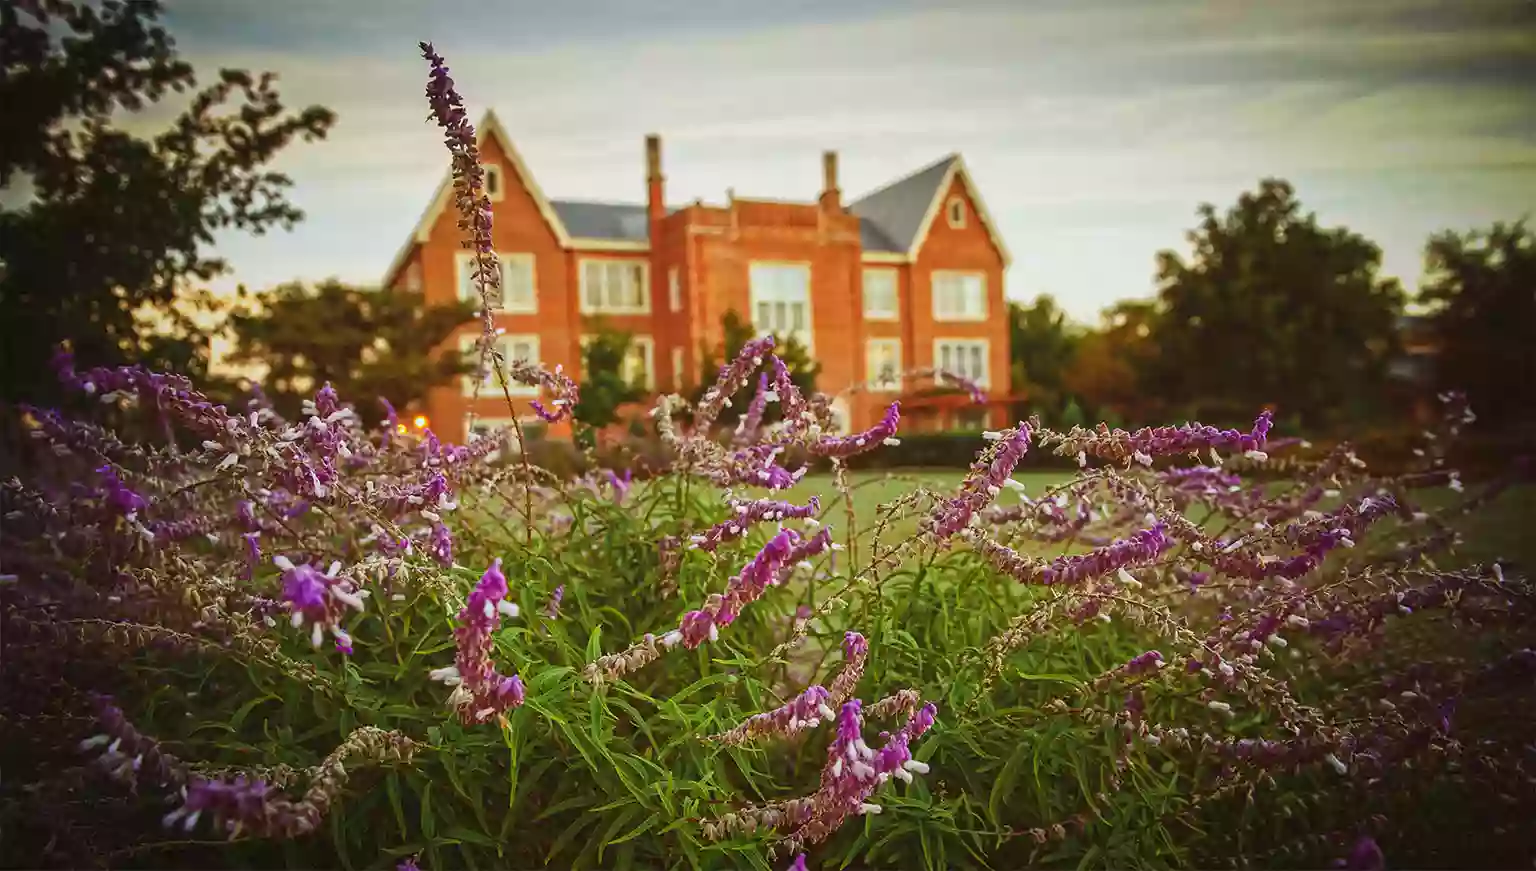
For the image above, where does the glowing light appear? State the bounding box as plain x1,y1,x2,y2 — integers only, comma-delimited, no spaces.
413,416,429,429
395,424,407,434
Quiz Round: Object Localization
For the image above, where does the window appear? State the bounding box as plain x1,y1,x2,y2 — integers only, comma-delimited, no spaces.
862,269,898,320
457,252,536,313
829,398,851,436
482,163,504,202
668,267,681,313
866,339,902,392
935,338,989,388
580,259,649,314
931,271,986,321
671,346,685,391
946,196,965,228
749,262,813,352
461,334,539,397
404,262,423,294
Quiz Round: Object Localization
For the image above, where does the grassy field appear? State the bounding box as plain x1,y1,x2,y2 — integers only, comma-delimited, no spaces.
778,467,1535,573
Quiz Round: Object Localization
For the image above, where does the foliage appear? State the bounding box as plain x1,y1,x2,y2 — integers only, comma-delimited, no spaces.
1008,296,1082,424
1417,220,1536,429
1142,179,1406,431
0,0,335,406
694,310,821,428
225,280,477,428
573,323,647,437
1062,300,1161,427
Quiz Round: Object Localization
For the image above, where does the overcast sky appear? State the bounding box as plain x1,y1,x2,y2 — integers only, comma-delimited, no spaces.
146,0,1536,322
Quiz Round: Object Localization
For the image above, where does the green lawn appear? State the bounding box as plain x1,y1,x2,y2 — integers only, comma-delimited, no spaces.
780,467,1534,573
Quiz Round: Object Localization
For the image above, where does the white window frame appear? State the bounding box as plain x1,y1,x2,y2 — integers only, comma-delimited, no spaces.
460,333,540,397
931,270,987,322
668,267,682,313
481,163,504,202
866,338,902,392
748,261,814,354
671,346,685,391
946,196,965,229
934,338,990,388
579,258,651,315
456,251,537,314
862,268,899,321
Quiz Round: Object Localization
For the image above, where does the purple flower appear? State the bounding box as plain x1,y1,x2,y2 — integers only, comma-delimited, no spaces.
430,523,453,567
96,465,148,520
810,402,900,458
1334,836,1384,870
431,558,527,725
544,584,565,619
689,496,820,552
398,858,422,871
275,556,366,653
788,854,809,871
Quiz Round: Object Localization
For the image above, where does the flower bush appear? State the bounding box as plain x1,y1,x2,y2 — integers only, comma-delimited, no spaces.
2,45,1533,871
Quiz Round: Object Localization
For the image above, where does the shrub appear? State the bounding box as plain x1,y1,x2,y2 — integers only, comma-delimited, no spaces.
2,44,1533,871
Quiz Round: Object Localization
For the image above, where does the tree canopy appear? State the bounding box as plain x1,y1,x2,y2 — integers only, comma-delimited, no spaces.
1418,220,1536,428
693,310,820,428
225,280,475,428
1142,179,1406,430
0,0,335,405
572,324,647,438
1008,294,1082,424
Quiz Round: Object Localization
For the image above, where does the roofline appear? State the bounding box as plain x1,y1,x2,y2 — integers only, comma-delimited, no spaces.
904,155,1013,268
382,109,573,288
847,152,959,208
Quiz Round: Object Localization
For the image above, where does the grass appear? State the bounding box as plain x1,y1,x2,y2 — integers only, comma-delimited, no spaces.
781,467,1535,574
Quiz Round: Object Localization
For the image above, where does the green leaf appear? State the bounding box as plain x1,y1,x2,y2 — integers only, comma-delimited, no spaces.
988,738,1031,824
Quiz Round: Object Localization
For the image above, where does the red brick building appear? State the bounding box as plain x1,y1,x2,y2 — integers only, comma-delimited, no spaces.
381,111,1014,445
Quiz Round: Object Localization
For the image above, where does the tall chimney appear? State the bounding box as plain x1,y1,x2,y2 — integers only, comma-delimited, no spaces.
645,134,664,225
820,150,840,211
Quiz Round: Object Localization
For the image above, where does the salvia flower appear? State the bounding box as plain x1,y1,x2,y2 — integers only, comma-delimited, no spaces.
96,465,148,520
810,402,901,458
1051,410,1273,465
695,336,776,429
709,684,836,745
431,558,527,724
544,584,565,620
928,424,1031,541
1334,835,1385,870
275,556,367,654
828,631,869,705
667,527,834,650
689,496,821,552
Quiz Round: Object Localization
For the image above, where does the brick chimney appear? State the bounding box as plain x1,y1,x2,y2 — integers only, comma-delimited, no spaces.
645,134,665,225
820,150,841,211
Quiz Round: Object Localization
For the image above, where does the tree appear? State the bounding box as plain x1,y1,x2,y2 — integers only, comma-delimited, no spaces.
225,281,475,428
0,0,335,405
692,310,821,428
1417,220,1536,428
1008,294,1082,423
573,323,646,436
1062,300,1160,426
1143,179,1405,430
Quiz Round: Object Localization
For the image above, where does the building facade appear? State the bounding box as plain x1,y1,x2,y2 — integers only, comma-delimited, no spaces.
381,111,1014,445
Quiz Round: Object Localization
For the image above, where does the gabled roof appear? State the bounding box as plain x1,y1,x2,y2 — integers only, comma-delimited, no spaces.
849,154,1012,267
383,110,574,287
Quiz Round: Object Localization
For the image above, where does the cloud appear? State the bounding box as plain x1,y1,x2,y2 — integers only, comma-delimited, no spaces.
107,0,1533,320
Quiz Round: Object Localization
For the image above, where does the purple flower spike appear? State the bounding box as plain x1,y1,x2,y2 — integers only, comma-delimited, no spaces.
811,402,900,458
1334,836,1384,870
96,465,148,520
432,558,528,725
788,854,809,871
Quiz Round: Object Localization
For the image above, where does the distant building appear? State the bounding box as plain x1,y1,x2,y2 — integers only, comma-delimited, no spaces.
381,111,1014,444
1389,313,1440,423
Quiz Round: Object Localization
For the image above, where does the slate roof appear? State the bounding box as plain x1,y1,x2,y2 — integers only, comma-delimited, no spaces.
550,200,650,242
848,155,960,255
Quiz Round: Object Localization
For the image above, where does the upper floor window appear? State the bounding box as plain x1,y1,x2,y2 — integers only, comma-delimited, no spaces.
935,338,989,388
404,262,423,294
668,267,682,313
931,271,986,321
862,268,899,320
580,259,649,315
749,262,813,352
482,163,504,202
946,196,965,229
457,251,536,313
671,346,685,391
